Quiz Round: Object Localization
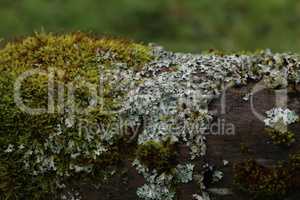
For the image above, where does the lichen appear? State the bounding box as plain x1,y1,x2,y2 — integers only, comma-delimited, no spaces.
174,163,194,183
264,107,298,146
133,159,194,200
264,107,299,130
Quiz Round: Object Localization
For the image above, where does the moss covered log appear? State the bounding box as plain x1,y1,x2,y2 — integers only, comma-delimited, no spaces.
1,33,300,200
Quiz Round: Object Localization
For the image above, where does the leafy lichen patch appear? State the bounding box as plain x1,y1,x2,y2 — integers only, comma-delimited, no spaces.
264,107,299,146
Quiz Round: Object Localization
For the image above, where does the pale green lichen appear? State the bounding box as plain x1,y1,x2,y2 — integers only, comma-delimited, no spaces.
174,163,194,183
133,159,176,200
133,159,194,200
264,107,298,145
264,107,298,130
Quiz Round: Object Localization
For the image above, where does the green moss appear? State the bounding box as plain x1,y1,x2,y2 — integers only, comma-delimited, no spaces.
0,32,152,136
240,143,251,155
0,32,152,70
136,139,178,173
233,155,300,200
0,32,152,199
289,153,300,167
265,128,295,146
287,153,300,191
234,159,291,200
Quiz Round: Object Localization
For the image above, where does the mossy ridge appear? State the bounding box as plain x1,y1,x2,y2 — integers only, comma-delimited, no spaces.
0,32,152,70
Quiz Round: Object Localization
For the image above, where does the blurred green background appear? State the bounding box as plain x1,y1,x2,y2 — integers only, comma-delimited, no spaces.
1,0,300,53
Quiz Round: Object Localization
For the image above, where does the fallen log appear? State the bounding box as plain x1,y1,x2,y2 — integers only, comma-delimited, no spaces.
0,33,299,200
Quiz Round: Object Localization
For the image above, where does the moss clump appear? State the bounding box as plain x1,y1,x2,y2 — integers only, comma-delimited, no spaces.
0,32,152,137
289,153,300,171
233,159,299,200
265,128,295,146
136,140,178,173
0,32,152,199
288,153,300,187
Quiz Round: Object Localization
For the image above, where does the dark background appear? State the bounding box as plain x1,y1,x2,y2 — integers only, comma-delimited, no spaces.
1,0,300,53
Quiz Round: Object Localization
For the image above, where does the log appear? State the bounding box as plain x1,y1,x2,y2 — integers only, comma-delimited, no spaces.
1,34,300,200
